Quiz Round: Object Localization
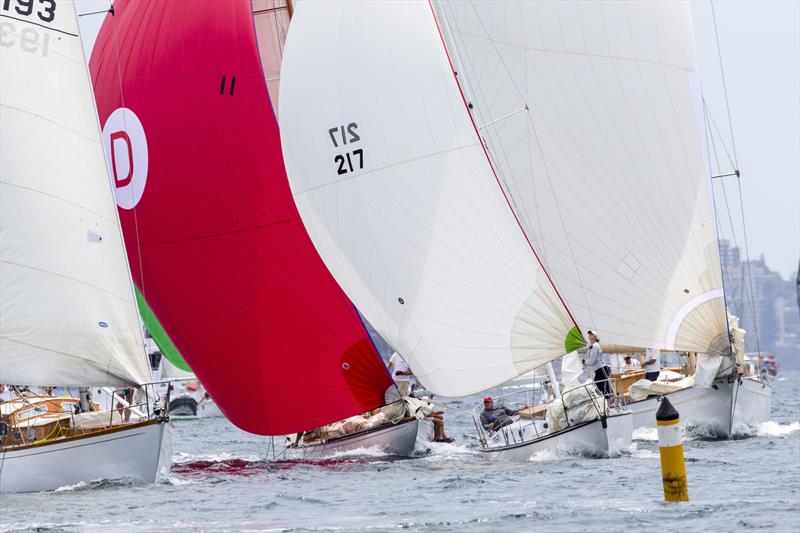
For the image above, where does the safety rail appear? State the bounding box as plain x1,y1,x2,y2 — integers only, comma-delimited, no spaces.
0,382,171,449
471,377,625,448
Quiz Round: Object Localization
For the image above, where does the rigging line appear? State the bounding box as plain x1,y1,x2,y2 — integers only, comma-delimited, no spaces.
429,0,581,331
706,106,740,254
735,175,763,356
702,100,735,354
702,98,736,171
477,105,528,130
78,6,114,18
465,0,526,104
710,0,739,167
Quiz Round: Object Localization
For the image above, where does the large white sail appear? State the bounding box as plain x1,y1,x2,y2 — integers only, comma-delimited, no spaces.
435,1,728,355
0,1,150,386
280,1,582,396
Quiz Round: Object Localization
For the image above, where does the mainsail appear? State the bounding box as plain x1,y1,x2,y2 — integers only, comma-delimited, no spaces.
89,0,392,435
0,0,150,387
280,1,583,397
434,0,728,355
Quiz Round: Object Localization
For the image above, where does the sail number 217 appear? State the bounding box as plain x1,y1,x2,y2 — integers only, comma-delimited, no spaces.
328,122,363,176
1,0,57,23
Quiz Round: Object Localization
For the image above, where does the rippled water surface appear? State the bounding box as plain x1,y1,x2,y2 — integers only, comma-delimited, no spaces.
2,373,799,532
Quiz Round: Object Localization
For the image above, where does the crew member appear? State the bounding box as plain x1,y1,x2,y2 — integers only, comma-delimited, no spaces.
584,330,611,397
644,347,661,381
479,396,527,432
387,351,414,396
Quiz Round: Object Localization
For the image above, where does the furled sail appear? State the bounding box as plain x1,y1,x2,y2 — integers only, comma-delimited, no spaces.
89,0,392,435
0,0,150,387
434,0,728,355
280,1,583,397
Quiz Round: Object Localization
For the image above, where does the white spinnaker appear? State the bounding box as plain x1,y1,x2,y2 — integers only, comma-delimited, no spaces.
280,1,579,397
436,0,728,354
0,2,150,386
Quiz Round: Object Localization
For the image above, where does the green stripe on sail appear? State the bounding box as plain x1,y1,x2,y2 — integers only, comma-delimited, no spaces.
564,326,586,353
134,286,192,372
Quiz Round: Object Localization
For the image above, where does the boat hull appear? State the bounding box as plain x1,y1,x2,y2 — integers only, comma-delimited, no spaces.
0,420,173,493
479,412,633,461
629,377,771,438
284,418,419,460
732,377,771,432
168,396,197,417
629,382,732,436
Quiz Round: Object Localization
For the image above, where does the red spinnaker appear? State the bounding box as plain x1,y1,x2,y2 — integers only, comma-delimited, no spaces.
89,0,393,435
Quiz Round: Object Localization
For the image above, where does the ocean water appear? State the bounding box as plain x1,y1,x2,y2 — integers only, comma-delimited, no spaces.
2,373,799,533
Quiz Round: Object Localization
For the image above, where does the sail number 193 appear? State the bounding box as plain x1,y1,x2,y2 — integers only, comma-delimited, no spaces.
1,0,57,23
328,122,363,176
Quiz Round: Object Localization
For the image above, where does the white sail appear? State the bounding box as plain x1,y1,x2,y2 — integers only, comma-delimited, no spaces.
280,1,582,397
0,1,150,386
434,0,728,355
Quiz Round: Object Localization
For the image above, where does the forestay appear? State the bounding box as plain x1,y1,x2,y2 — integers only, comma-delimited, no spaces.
0,0,150,387
435,0,728,355
280,1,582,397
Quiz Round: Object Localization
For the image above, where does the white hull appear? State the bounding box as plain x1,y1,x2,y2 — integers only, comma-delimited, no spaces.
480,413,633,461
732,377,771,432
0,421,173,493
629,382,731,436
629,377,771,438
197,399,224,419
284,419,419,460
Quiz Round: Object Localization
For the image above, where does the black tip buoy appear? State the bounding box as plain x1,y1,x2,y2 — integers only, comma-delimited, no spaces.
656,397,679,422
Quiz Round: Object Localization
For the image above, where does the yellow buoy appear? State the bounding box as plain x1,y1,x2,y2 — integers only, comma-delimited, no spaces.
656,397,688,502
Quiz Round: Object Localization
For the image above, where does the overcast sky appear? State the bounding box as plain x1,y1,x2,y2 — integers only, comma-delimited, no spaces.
77,0,800,279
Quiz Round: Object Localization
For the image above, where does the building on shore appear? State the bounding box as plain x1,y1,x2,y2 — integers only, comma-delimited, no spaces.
718,240,799,363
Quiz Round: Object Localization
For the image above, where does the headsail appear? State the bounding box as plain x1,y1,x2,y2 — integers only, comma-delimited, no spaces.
89,0,392,435
279,1,582,397
0,0,150,387
435,0,728,355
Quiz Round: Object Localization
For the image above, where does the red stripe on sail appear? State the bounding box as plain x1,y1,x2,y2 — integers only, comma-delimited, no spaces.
90,0,392,435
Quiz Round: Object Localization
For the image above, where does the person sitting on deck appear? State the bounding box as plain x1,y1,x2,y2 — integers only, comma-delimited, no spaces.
479,396,527,432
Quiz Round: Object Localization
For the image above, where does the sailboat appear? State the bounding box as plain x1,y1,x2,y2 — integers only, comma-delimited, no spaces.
279,0,772,450
0,0,171,492
87,0,420,458
279,0,637,459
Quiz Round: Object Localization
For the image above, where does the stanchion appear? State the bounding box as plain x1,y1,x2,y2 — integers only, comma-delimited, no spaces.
656,397,688,501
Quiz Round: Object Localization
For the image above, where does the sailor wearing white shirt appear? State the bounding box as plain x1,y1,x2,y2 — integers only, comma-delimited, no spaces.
387,352,414,396
0,384,15,403
583,330,611,397
622,355,641,373
644,348,661,381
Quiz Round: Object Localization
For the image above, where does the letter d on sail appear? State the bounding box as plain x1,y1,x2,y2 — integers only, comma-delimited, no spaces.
110,131,134,187
102,107,148,209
